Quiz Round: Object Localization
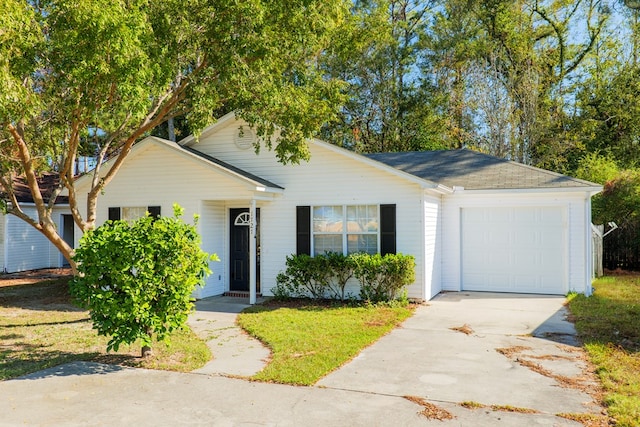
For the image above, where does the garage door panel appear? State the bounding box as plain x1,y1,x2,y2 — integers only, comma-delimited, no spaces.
461,206,566,295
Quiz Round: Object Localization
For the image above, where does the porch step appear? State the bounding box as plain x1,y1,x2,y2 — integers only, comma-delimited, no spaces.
223,291,262,298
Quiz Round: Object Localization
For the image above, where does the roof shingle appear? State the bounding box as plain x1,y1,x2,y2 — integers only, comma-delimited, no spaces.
365,149,598,190
1,173,68,204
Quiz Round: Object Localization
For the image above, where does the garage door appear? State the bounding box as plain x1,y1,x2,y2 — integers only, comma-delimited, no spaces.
461,206,566,295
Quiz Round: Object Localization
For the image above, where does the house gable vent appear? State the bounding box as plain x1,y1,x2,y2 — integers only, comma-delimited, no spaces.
234,127,255,150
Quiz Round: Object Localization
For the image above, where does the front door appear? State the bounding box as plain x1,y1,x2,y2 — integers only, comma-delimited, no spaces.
229,208,260,292
61,214,74,267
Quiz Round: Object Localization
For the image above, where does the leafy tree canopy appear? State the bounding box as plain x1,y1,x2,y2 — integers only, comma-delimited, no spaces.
0,0,349,269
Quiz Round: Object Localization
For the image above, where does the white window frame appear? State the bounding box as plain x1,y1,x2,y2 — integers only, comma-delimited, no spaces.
311,204,380,255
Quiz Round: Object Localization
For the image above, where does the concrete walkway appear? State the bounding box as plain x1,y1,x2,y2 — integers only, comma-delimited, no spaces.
0,293,606,426
187,296,270,377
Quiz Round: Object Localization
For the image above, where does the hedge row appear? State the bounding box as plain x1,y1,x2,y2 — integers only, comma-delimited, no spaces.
272,252,415,303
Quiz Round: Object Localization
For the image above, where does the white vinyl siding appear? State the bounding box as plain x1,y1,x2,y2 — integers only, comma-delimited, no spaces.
0,214,5,272
70,115,596,300
423,195,442,299
197,201,226,298
4,206,64,273
80,143,257,227
180,121,426,299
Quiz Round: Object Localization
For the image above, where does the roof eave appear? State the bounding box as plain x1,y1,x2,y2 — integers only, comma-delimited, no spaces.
451,185,603,194
153,137,284,193
311,139,445,190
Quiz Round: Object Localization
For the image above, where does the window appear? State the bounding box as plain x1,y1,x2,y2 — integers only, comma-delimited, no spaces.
122,207,148,222
108,206,161,222
297,204,395,256
312,205,379,255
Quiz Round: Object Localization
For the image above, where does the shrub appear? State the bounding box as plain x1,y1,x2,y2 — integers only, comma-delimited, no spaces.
272,252,415,303
325,252,355,300
352,253,416,303
70,204,217,357
275,254,331,299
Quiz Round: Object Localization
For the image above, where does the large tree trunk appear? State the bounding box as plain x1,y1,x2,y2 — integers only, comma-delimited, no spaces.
40,220,78,275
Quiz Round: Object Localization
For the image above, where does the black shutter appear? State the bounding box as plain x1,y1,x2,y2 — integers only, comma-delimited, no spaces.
148,206,161,220
108,207,121,221
296,206,311,255
380,204,396,255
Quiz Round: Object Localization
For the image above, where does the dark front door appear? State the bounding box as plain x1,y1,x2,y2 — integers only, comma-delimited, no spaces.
62,215,74,267
229,208,260,292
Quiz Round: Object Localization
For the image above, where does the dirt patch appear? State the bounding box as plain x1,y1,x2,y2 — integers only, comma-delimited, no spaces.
404,395,455,420
496,344,608,424
450,324,474,335
260,297,419,311
0,273,75,310
0,268,73,287
459,401,539,414
556,412,611,427
495,346,532,358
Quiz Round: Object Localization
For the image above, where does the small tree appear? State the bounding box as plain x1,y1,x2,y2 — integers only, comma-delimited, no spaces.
70,204,216,357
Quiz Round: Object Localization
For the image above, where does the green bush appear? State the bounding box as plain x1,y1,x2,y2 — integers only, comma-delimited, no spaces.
272,252,415,303
325,252,355,300
274,254,331,299
352,253,415,303
70,204,217,357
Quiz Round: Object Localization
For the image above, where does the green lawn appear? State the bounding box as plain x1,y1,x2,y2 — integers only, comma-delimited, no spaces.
0,277,210,380
568,275,640,427
237,301,414,385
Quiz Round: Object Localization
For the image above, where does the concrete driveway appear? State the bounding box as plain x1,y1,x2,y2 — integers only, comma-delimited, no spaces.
0,292,605,426
318,292,605,424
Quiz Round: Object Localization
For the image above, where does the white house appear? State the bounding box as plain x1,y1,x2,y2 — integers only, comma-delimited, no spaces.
72,113,602,301
1,175,74,273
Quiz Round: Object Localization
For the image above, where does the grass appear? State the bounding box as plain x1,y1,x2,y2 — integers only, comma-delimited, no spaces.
0,277,211,380
237,300,414,385
568,274,640,427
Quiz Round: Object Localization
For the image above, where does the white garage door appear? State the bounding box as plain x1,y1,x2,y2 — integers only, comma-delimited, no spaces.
461,206,566,295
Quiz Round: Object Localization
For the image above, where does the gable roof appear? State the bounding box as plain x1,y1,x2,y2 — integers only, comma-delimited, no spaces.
72,136,284,194
180,145,283,190
366,149,600,191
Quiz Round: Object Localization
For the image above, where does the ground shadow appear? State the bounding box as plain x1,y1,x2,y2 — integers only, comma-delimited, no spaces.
435,291,581,346
531,305,580,346
194,296,256,314
15,361,126,381
0,276,81,313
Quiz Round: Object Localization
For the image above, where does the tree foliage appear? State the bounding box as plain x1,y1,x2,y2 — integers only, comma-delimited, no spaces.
70,204,217,357
321,0,450,153
319,0,611,164
0,0,349,270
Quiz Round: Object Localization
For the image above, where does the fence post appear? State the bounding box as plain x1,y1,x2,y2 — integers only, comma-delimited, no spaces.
592,224,604,277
